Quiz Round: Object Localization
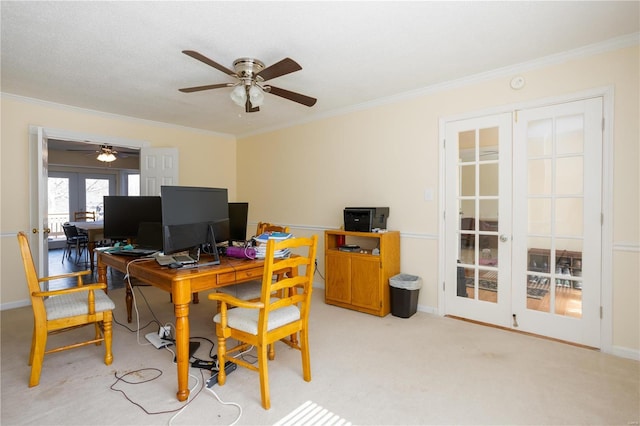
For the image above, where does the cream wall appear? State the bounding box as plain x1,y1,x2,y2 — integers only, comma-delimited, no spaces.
1,45,637,355
1,96,236,305
237,46,639,353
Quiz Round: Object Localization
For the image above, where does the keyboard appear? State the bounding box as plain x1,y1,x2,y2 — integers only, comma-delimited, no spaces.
109,248,158,257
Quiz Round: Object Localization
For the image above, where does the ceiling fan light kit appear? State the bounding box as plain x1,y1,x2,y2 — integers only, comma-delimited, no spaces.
179,50,317,113
97,145,117,162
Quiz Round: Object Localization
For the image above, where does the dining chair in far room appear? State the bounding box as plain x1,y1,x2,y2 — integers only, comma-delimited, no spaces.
17,232,115,387
208,235,318,410
62,223,88,264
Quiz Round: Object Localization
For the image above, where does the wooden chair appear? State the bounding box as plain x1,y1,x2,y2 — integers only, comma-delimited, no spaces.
256,222,290,235
17,231,114,387
208,235,318,410
73,211,96,222
216,223,291,308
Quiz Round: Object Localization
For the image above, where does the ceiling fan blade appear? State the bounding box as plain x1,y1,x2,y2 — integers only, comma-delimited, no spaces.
182,50,236,76
179,83,232,93
257,58,302,81
267,86,317,107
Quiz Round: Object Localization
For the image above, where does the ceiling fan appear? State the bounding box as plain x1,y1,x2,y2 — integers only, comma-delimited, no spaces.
96,145,117,162
178,50,317,113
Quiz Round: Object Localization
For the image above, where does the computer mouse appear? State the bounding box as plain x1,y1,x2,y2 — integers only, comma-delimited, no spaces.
168,262,183,269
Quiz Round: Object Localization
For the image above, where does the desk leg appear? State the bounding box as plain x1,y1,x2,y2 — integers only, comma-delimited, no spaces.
88,241,96,272
126,285,133,323
173,286,191,402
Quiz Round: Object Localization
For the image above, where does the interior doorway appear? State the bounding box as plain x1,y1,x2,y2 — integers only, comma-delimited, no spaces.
442,97,604,348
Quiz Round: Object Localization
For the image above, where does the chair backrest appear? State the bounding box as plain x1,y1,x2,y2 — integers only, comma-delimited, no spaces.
256,222,290,235
17,232,46,319
74,211,95,222
62,223,81,239
257,235,318,335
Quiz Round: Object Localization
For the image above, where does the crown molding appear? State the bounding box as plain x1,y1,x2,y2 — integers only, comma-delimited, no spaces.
0,92,236,140
238,32,639,139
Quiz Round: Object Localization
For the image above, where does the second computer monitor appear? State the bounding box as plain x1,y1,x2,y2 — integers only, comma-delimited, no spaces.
228,202,249,243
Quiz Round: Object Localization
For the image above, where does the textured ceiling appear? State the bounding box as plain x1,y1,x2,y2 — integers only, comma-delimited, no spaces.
1,1,638,138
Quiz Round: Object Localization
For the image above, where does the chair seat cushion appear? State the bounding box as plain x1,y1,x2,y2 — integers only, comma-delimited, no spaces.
217,280,262,300
213,300,300,335
45,291,115,320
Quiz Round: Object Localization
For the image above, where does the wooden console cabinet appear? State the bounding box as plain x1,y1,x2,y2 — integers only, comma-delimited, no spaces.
324,230,400,317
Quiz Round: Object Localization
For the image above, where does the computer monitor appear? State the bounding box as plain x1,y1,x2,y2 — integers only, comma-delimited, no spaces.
103,196,162,240
228,202,249,243
160,186,230,254
162,221,217,256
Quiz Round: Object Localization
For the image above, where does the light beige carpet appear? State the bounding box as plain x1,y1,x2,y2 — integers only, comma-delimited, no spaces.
1,285,639,425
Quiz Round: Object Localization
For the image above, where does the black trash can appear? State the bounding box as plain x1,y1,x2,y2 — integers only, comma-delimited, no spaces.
389,274,422,318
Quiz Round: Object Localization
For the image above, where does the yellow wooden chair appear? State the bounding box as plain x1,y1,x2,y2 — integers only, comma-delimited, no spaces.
208,235,317,410
216,223,290,307
17,231,114,387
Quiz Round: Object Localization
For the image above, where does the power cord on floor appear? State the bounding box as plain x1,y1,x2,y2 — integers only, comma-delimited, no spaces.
205,387,243,426
109,368,203,416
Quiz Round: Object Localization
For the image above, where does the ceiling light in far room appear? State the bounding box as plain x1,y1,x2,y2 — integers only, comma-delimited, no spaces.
97,145,117,162
230,85,247,107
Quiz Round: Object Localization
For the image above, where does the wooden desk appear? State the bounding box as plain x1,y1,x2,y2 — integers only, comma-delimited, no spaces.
97,251,275,402
69,221,104,270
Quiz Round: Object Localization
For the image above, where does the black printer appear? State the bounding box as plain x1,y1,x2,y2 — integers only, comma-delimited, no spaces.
343,207,389,232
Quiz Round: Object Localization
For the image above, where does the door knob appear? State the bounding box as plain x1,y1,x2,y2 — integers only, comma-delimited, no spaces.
500,234,509,242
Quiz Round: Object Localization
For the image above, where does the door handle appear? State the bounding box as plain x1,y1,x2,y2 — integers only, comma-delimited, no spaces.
32,228,51,234
500,234,509,242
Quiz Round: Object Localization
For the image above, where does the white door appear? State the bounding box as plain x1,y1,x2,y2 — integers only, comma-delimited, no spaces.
512,98,602,347
140,147,179,195
445,113,513,326
29,127,50,278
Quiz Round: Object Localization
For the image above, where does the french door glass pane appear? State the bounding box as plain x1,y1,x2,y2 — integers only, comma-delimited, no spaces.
128,174,140,195
556,157,583,194
556,115,584,155
528,198,551,234
528,159,552,194
85,178,109,220
48,177,70,238
527,119,552,156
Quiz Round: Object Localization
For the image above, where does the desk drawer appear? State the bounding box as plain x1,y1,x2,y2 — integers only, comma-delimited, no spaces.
216,271,237,285
236,267,263,282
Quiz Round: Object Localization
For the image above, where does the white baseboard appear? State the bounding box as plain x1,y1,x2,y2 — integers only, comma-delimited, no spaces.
0,299,30,311
610,345,640,361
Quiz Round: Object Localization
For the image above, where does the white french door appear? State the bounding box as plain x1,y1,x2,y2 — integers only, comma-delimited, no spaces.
444,98,603,347
445,113,513,326
512,98,602,347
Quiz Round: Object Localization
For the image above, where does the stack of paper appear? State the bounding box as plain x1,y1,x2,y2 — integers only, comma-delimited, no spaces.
253,232,293,259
